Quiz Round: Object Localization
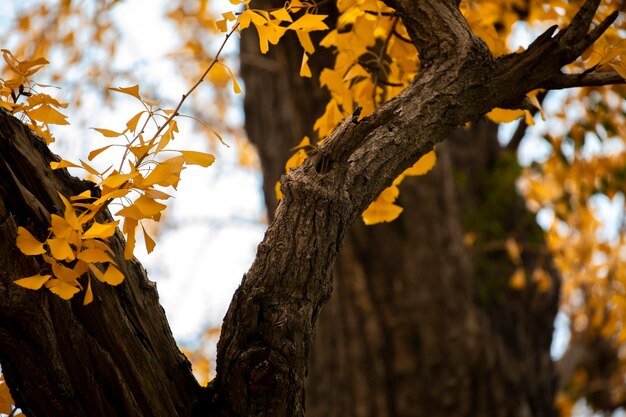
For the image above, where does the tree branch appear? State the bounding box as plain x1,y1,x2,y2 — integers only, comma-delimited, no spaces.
540,71,626,90
210,2,624,416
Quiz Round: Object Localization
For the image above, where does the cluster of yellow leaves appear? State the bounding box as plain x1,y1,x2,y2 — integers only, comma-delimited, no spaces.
4,0,121,109
0,50,68,144
2,47,220,303
15,84,216,303
215,0,329,77
275,0,435,224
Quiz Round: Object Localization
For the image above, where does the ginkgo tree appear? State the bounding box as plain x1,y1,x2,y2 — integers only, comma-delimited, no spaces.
2,0,626,416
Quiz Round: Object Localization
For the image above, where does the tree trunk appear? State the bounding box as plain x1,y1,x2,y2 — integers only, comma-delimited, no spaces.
240,4,560,416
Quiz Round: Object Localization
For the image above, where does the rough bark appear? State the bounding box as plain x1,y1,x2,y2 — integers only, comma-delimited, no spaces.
241,13,560,417
236,1,619,416
0,110,201,416
0,1,621,417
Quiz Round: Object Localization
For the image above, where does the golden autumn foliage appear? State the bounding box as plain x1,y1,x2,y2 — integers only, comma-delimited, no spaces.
4,0,626,416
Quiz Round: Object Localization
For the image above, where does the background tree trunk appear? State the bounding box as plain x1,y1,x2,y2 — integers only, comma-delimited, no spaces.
240,6,560,416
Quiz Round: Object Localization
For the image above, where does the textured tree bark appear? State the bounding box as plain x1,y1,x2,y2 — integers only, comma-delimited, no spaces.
0,110,201,416
238,1,619,416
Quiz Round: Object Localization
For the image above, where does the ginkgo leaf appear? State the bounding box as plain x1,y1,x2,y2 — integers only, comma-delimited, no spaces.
486,108,525,123
77,248,115,264
378,185,399,203
88,144,115,160
50,159,80,170
102,264,124,285
71,190,93,200
296,31,315,54
123,218,138,260
362,200,403,225
27,104,69,125
275,181,283,201
142,156,185,188
83,278,93,305
47,237,75,261
109,85,141,100
50,214,73,239
300,53,312,78
126,111,145,133
99,172,137,188
134,195,167,217
16,226,46,255
291,136,311,151
93,189,131,206
142,224,156,254
92,128,124,138
288,13,329,31
285,149,308,172
58,193,81,230
271,8,292,22
80,159,103,176
217,62,242,94
144,189,171,200
45,279,80,300
179,150,216,167
82,221,119,239
404,151,436,176
14,273,51,290
49,259,85,284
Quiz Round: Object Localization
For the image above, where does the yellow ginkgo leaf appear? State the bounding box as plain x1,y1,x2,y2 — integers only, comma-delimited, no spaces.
285,149,308,172
91,128,124,138
288,13,329,31
109,85,141,100
134,195,167,217
16,226,46,255
123,218,138,260
83,278,93,305
58,193,81,230
300,52,312,78
82,221,119,240
179,150,216,167
99,172,137,188
102,264,124,285
271,8,292,22
142,224,156,254
362,200,403,225
27,104,69,125
486,108,525,123
275,181,283,201
404,151,436,176
45,279,80,300
50,159,80,170
217,62,242,94
14,273,51,290
77,248,115,264
88,144,115,161
47,237,75,261
296,31,315,54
